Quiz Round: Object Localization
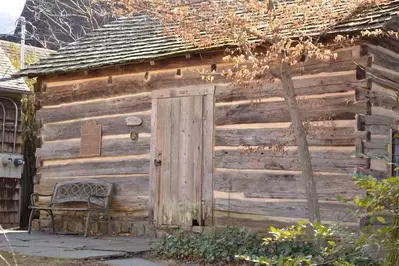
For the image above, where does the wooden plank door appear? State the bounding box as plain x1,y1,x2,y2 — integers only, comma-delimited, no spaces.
149,86,215,227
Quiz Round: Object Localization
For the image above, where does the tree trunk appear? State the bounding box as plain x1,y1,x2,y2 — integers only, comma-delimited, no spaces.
279,62,321,223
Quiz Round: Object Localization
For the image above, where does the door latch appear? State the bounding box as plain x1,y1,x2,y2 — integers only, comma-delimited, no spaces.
154,159,162,166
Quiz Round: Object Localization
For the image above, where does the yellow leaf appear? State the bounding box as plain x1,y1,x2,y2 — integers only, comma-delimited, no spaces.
377,216,386,224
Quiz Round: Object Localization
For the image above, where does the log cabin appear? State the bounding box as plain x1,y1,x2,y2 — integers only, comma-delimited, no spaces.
17,1,399,235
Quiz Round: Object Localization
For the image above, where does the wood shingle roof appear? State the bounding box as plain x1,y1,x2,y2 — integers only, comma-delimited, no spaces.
18,0,399,76
0,48,30,94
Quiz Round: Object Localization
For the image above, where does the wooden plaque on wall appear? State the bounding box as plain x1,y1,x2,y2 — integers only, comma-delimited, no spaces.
80,120,102,157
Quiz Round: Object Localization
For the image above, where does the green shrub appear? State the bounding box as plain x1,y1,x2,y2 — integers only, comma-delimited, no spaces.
155,227,266,263
155,225,377,265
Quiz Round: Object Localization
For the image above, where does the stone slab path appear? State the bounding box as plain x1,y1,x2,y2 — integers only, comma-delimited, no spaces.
103,258,165,266
0,230,163,265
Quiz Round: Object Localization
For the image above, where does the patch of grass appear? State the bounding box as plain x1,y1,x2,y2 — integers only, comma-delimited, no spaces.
0,251,107,266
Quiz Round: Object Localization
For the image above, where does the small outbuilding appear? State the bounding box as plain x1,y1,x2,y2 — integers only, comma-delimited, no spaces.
17,1,399,235
0,47,30,229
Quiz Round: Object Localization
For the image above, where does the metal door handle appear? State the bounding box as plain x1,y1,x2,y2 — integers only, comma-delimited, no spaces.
154,159,162,166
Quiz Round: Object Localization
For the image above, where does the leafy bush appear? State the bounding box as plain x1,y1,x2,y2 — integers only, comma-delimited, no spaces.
156,174,399,265
155,225,377,265
155,227,266,263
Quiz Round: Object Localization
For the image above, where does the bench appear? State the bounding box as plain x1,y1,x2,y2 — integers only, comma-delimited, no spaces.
28,180,114,237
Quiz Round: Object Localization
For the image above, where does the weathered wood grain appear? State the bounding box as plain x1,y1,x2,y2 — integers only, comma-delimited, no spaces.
214,169,364,200
213,211,359,231
149,98,158,223
366,44,399,73
216,71,366,102
214,146,369,173
364,135,389,157
215,120,366,147
370,159,387,173
37,135,151,160
215,92,368,126
38,72,365,125
369,81,398,112
40,49,363,105
364,114,394,135
40,156,150,177
38,92,151,124
42,68,222,105
203,92,215,226
214,194,357,222
43,112,151,141
215,71,364,102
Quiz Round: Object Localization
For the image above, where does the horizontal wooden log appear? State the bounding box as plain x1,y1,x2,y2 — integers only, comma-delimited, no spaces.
366,44,399,73
38,92,152,124
364,135,389,157
214,193,357,222
214,169,364,200
213,211,359,231
293,56,367,76
215,92,368,125
40,156,150,177
35,174,149,214
370,159,387,173
214,146,369,173
38,135,150,160
41,50,364,105
43,112,151,142
39,71,365,124
364,114,394,135
216,120,365,147
215,71,364,102
370,81,398,110
42,66,224,105
39,121,365,160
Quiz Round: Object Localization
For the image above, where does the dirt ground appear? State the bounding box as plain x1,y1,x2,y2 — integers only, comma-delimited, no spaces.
0,251,108,266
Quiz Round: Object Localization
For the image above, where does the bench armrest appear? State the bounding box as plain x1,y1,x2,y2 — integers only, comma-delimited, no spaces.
88,195,110,209
30,193,53,207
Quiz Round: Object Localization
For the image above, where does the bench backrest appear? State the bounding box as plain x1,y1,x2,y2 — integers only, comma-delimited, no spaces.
50,180,113,208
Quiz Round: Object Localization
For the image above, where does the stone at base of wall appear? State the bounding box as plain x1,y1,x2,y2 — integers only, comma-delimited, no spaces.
31,215,156,237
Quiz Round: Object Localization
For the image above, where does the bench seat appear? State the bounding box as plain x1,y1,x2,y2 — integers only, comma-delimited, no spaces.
28,180,114,237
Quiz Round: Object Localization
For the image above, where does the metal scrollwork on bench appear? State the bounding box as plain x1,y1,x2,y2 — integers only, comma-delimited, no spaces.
28,180,114,237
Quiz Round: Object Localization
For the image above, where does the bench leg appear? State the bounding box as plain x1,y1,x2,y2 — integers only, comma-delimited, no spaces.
49,211,56,233
84,211,92,237
28,209,36,234
107,213,111,235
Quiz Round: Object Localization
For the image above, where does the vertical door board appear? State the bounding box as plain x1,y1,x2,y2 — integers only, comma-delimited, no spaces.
150,86,215,226
203,90,215,226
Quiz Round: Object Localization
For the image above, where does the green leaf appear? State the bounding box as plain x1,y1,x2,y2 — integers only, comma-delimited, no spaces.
328,241,336,247
377,216,386,224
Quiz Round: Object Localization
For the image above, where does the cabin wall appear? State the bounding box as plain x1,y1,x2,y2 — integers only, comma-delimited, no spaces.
212,47,370,230
34,46,370,234
34,56,224,235
362,43,399,178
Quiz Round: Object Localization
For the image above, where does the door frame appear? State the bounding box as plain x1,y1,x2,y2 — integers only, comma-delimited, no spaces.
148,85,215,226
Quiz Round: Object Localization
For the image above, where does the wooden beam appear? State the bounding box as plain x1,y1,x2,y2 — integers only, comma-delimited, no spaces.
37,135,150,160
214,168,363,200
214,146,369,173
40,155,150,177
42,111,151,141
215,92,367,126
